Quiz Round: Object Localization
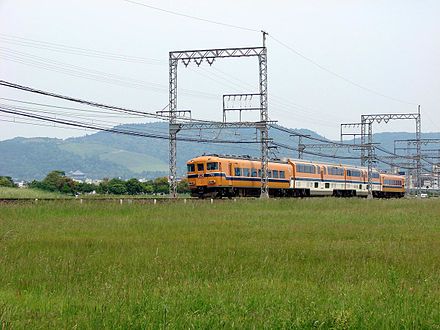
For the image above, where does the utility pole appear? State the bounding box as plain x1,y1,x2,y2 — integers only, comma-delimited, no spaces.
416,105,422,198
366,122,373,199
360,112,422,198
167,34,272,198
168,55,178,198
259,30,270,198
298,135,304,159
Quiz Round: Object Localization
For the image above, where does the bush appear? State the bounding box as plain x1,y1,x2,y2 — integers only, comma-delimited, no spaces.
0,176,15,188
177,179,190,194
29,171,75,195
126,178,143,195
153,177,169,194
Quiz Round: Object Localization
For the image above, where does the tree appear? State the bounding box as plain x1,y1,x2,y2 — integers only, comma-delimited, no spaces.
107,178,127,195
153,177,169,194
177,178,190,194
30,170,76,195
0,176,15,188
76,182,97,194
141,180,154,194
97,178,110,194
125,178,143,195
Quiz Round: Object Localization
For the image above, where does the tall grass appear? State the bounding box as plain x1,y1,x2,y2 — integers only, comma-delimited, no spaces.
0,198,439,328
0,187,68,199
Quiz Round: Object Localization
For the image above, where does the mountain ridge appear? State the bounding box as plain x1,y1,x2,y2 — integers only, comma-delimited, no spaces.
1,122,439,180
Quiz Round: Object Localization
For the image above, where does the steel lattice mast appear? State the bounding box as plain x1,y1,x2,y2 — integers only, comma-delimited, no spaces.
168,32,271,198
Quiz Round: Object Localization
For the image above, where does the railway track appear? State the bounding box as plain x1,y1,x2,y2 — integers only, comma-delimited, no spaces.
0,197,253,204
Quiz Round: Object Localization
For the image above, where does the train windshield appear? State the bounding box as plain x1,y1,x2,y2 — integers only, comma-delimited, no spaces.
197,163,204,171
207,162,219,170
187,164,195,172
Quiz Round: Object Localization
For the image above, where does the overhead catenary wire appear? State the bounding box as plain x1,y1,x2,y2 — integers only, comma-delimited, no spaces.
0,105,261,144
0,48,218,100
0,79,217,123
0,33,164,65
269,124,363,148
0,98,148,118
0,102,259,143
120,0,259,32
271,141,360,160
268,35,417,106
117,0,418,107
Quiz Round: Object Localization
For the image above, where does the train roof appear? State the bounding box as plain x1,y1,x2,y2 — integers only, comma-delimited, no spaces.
193,154,374,170
194,154,287,164
190,154,403,176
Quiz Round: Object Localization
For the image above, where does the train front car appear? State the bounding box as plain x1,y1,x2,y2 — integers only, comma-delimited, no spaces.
379,173,405,198
187,155,226,198
187,155,293,198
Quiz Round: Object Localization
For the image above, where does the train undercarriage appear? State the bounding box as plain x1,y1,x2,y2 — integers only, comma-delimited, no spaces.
191,186,404,199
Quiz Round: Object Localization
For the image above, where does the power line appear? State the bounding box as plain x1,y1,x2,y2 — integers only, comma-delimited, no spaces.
0,98,146,118
270,124,362,148
120,0,259,32
0,47,218,100
0,79,205,122
271,141,360,160
0,34,164,65
0,102,259,142
0,115,261,153
269,35,417,106
206,66,345,125
0,105,260,144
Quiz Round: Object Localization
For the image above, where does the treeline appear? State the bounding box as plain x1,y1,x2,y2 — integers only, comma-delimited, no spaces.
28,171,189,195
0,176,16,188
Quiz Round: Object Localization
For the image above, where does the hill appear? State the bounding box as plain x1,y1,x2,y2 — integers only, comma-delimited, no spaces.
0,122,439,180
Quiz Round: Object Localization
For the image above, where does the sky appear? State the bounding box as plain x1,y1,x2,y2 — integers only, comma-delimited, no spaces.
0,0,439,141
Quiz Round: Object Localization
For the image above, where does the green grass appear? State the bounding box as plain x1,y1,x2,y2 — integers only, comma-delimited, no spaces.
0,198,439,328
0,187,68,199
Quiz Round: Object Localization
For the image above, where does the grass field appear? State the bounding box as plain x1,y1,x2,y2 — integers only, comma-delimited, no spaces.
1,198,439,329
0,187,68,199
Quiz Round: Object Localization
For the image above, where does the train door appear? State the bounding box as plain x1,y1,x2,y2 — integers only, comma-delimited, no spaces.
290,161,295,189
344,169,347,191
228,163,233,186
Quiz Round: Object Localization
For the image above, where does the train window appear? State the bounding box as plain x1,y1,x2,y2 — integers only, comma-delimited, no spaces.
273,170,279,178
316,166,321,174
296,164,315,174
243,168,250,177
197,163,204,171
325,183,330,189
187,164,195,172
207,162,219,171
268,171,272,178
258,169,262,177
359,184,362,189
372,172,380,179
234,168,242,176
328,167,343,176
314,182,319,188
280,171,285,178
347,169,361,177
251,169,258,177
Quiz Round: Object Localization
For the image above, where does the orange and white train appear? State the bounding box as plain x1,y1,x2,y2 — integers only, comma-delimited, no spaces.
186,154,405,199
